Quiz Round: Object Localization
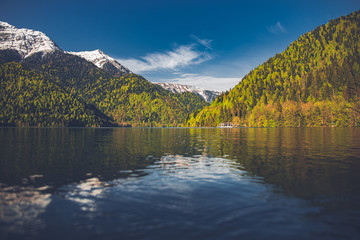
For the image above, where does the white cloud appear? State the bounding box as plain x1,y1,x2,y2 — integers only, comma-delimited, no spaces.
115,36,240,91
117,45,212,73
267,21,286,34
157,73,241,92
191,34,213,49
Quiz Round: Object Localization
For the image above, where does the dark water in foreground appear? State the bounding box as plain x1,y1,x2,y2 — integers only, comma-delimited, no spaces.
0,128,359,240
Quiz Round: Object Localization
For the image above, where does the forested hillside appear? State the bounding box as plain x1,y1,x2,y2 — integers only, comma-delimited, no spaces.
85,74,208,127
0,52,208,127
0,62,114,127
187,10,360,127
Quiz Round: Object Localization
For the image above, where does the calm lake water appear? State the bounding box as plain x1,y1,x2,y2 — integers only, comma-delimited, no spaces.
0,127,359,239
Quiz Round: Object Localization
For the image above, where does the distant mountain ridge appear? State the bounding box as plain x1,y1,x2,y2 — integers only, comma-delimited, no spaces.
155,82,220,103
0,21,130,75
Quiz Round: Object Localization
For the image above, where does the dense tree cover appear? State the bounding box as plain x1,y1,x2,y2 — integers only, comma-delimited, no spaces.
0,52,208,127
87,74,208,127
0,63,113,127
26,54,208,126
187,10,360,127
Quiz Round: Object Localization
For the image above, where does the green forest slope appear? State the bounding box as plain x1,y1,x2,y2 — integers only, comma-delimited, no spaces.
0,52,208,127
0,63,113,127
187,10,360,127
22,52,209,127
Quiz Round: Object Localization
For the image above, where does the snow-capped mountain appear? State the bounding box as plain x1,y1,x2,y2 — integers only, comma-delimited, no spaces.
0,21,131,75
155,83,220,103
67,49,132,74
0,21,61,58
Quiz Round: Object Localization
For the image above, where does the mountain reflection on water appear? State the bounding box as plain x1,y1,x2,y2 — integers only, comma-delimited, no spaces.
0,128,359,239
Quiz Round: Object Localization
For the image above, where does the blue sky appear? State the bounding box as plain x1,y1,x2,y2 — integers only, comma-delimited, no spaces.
2,0,360,91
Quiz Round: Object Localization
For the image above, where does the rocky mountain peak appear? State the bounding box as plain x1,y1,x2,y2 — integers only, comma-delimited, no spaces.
155,82,220,103
66,49,132,74
0,21,131,75
0,21,61,58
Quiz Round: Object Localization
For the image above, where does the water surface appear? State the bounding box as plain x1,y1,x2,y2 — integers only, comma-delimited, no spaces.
0,128,359,239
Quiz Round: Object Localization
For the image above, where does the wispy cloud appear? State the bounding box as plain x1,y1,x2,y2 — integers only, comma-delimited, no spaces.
157,73,240,92
267,21,286,34
117,44,212,73
115,36,238,91
191,34,213,49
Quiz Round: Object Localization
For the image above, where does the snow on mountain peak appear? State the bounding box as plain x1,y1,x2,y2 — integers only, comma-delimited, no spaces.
66,49,132,74
155,82,220,103
0,21,132,74
0,21,60,58
0,21,13,29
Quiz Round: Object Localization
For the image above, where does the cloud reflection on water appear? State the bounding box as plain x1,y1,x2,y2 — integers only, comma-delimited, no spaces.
0,182,51,234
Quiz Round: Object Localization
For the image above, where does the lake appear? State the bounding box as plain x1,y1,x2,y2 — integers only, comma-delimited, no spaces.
0,127,359,239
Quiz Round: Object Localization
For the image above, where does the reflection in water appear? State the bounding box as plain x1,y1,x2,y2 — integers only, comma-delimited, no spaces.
47,155,320,240
61,178,107,212
0,128,359,239
0,182,51,234
154,155,244,181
